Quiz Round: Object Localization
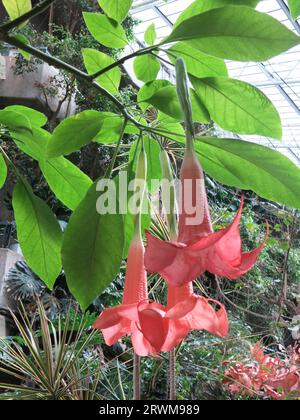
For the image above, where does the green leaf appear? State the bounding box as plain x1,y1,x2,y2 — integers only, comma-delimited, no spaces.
4,105,47,127
98,0,132,23
289,0,300,20
154,112,186,142
82,48,121,96
133,54,160,83
2,0,32,21
10,127,49,160
39,157,93,211
180,137,300,209
140,84,210,123
137,80,171,111
0,109,32,133
168,43,228,78
12,177,63,289
144,23,157,46
47,111,104,157
191,76,282,139
164,6,300,62
0,153,7,188
93,113,142,144
93,113,126,144
83,12,128,49
174,0,259,28
62,181,124,310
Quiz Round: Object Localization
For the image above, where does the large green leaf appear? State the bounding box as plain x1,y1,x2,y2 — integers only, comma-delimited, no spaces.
93,113,143,144
47,111,104,157
133,54,160,83
93,113,126,144
0,153,7,189
62,181,124,310
168,43,228,78
0,109,32,133
98,0,132,23
164,6,300,62
39,157,93,211
12,178,63,289
144,23,157,46
176,137,300,209
2,0,32,21
191,76,282,139
10,127,49,160
137,80,171,111
83,12,128,49
174,0,259,28
4,105,47,127
140,84,210,123
82,48,121,95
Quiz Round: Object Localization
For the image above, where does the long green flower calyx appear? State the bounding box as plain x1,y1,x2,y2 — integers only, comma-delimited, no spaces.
160,149,178,241
133,139,147,239
175,58,195,151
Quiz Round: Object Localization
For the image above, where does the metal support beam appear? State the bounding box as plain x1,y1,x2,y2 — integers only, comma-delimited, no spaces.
288,147,300,165
132,0,164,13
258,63,300,117
255,78,300,88
152,5,173,27
276,0,300,35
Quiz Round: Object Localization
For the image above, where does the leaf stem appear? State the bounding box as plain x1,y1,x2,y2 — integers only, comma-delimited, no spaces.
0,145,20,177
1,34,184,142
1,34,141,127
104,118,128,179
169,349,177,400
151,51,174,67
133,353,141,400
90,45,161,80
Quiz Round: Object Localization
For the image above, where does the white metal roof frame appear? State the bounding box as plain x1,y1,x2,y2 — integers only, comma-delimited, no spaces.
130,0,300,165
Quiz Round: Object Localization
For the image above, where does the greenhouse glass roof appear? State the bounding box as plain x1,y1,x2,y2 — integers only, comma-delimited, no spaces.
129,0,300,166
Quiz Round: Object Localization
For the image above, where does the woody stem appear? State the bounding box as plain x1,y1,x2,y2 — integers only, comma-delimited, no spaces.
169,349,177,400
133,353,141,400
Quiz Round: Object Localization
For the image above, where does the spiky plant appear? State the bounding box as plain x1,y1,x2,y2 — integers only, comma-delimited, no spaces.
0,303,104,400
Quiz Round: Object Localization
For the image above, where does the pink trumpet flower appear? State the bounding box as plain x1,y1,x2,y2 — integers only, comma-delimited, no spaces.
139,283,229,352
145,146,268,288
93,234,166,356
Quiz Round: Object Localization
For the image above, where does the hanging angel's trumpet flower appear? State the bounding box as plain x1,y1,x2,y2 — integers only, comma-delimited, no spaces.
145,155,268,287
135,148,229,353
145,58,268,288
93,143,167,356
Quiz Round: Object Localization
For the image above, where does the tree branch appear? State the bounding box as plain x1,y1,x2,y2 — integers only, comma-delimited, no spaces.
90,45,159,80
0,0,57,32
1,34,142,127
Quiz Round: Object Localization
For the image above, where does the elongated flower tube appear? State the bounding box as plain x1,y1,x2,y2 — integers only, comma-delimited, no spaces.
93,143,167,356
145,59,267,288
